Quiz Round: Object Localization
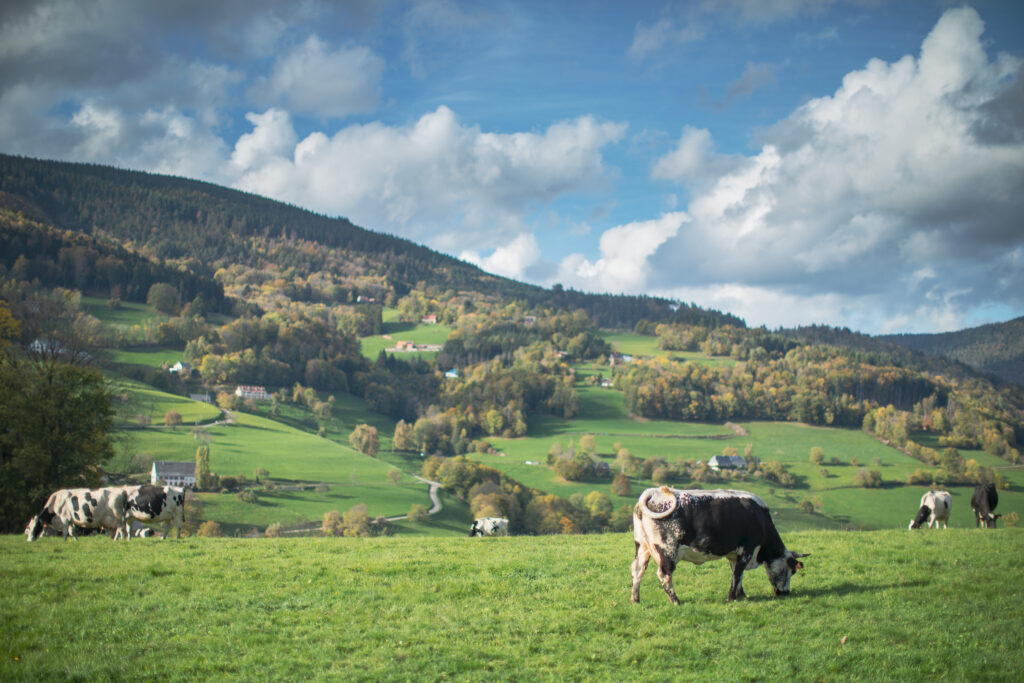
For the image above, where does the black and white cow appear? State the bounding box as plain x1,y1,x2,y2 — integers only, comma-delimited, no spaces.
468,517,509,537
631,487,808,604
25,487,130,542
970,484,1000,528
909,490,952,529
117,485,186,539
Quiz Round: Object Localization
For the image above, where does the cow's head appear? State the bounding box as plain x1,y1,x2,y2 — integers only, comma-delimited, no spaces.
25,515,44,542
767,551,809,596
909,505,930,530
982,513,1001,529
25,508,60,542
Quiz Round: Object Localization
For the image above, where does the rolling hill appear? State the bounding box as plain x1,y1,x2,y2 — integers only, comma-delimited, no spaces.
881,317,1024,387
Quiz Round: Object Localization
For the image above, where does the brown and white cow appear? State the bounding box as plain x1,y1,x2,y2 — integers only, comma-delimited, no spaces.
116,485,186,539
25,487,130,541
909,490,952,529
631,487,808,604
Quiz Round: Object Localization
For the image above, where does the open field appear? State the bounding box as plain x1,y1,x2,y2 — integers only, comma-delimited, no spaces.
111,377,222,424
359,311,453,360
107,376,1024,536
109,346,184,368
2,529,1022,680
83,296,169,327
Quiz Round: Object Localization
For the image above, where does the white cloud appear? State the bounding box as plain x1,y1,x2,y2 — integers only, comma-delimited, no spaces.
633,6,1024,333
628,17,704,60
554,212,688,293
227,105,627,252
250,35,384,118
460,233,541,280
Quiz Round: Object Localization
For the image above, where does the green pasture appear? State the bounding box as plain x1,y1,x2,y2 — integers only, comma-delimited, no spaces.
199,480,431,531
3,529,1021,680
109,346,184,368
359,318,452,360
83,295,168,327
472,406,1024,534
600,330,738,367
111,377,221,424
119,411,398,485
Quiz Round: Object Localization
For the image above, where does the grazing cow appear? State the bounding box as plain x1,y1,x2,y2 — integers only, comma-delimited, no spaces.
117,485,186,539
909,490,952,529
136,528,156,538
631,487,808,604
25,487,130,542
970,484,1000,528
468,517,509,537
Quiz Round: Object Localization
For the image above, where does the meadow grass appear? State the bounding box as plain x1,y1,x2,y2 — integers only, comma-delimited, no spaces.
83,296,168,327
111,377,222,424
107,375,1024,538
109,346,184,368
2,529,1021,680
359,319,453,360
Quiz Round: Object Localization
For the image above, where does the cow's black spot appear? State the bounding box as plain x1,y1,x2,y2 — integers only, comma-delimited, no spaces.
71,497,80,512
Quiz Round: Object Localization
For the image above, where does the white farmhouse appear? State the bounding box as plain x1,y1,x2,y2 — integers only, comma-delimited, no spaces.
152,461,197,487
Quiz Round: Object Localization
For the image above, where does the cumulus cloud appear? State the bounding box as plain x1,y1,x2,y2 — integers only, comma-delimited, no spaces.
460,233,541,281
250,35,383,118
227,106,627,252
553,212,688,294
617,6,1024,332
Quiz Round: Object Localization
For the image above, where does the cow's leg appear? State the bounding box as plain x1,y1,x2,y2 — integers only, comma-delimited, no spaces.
653,544,681,605
728,555,749,601
630,542,650,604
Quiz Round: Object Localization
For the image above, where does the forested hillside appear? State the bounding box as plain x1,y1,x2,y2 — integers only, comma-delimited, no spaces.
0,154,737,330
880,317,1024,387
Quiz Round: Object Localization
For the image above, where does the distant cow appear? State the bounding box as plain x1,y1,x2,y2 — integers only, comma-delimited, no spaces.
116,485,186,539
970,484,1000,528
909,490,952,529
25,487,130,542
136,528,156,538
631,487,808,604
469,517,509,537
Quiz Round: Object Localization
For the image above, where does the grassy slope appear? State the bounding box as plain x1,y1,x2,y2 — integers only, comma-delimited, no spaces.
2,530,1021,680
359,309,453,360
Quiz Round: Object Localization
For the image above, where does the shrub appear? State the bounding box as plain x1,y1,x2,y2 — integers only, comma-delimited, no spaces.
237,489,259,504
611,473,632,497
197,520,222,537
855,468,883,488
407,504,428,524
322,510,343,536
264,522,283,538
163,411,182,428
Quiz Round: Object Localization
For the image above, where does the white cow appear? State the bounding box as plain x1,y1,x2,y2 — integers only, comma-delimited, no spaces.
25,487,130,541
116,485,186,539
909,490,952,529
469,517,509,537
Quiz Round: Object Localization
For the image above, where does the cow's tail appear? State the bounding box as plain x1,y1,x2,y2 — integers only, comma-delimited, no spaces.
637,486,678,519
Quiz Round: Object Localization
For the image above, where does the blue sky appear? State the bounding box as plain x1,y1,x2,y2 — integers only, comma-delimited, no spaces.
2,0,1023,334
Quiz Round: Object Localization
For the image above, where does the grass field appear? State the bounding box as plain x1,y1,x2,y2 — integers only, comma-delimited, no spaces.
2,529,1021,680
111,377,222,424
359,312,453,361
83,296,169,327
109,346,184,368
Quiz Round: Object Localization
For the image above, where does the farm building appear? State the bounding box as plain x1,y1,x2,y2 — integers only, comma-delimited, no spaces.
235,385,271,400
151,461,197,487
708,455,747,470
169,361,192,374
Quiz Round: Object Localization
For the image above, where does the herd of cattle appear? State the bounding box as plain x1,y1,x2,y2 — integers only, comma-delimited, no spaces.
24,480,1003,604
25,484,185,541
